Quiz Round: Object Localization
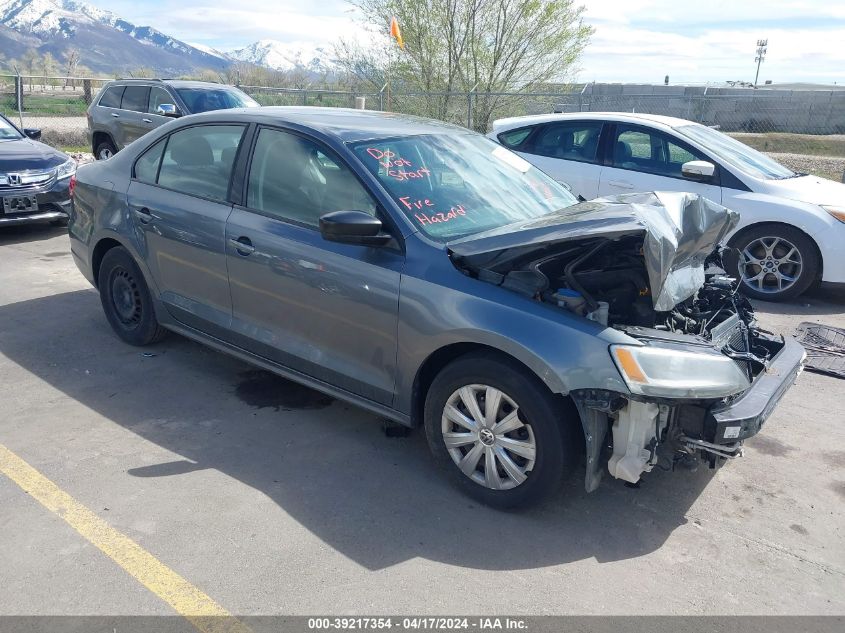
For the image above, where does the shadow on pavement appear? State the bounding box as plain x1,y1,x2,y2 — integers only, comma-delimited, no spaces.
0,289,715,571
0,223,67,246
752,284,845,317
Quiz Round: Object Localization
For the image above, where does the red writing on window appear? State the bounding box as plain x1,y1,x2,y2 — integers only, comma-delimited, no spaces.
415,204,467,226
389,167,431,182
399,196,435,211
366,147,412,169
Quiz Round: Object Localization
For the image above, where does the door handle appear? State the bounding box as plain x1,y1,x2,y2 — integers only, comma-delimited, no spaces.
608,180,634,189
134,207,154,224
142,118,152,123
111,113,119,118
229,236,255,255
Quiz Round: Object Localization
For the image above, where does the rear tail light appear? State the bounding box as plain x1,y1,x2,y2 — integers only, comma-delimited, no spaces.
69,175,76,199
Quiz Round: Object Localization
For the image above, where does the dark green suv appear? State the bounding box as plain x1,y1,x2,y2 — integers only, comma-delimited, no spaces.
87,79,259,160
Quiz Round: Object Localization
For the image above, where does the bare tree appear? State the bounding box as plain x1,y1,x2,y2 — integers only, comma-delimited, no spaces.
63,48,81,89
336,0,592,130
21,49,38,90
40,52,57,90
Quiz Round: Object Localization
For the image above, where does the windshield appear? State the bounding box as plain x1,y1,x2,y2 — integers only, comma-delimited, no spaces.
0,116,23,141
676,123,796,180
350,134,578,242
176,87,259,114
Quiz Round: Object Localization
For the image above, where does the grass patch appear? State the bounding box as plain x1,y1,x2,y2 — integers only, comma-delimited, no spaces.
60,145,89,154
730,132,845,158
1,93,89,117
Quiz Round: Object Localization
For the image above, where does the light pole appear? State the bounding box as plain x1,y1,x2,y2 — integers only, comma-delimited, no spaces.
754,39,768,87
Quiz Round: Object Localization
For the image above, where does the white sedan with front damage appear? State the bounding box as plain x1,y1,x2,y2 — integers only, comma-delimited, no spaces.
489,112,845,301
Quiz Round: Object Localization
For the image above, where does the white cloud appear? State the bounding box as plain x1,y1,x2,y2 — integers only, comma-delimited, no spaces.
578,23,845,83
89,0,845,83
577,1,845,83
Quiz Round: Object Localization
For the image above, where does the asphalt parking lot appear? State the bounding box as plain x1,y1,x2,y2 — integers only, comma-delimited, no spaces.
1,223,843,618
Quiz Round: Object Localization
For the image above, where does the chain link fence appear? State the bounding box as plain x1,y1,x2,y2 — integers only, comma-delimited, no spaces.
3,74,843,181
1,74,110,148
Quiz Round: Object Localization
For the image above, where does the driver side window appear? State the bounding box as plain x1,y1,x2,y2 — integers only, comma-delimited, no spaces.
246,128,377,227
612,125,710,179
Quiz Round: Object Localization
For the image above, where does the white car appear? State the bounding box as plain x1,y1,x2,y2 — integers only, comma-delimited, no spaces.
489,112,845,301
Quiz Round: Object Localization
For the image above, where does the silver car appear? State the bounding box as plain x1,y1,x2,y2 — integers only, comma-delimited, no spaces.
87,79,258,160
68,108,804,508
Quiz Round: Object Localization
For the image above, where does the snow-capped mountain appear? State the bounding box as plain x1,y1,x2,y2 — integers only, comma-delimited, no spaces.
0,0,229,74
228,39,333,73
188,42,231,62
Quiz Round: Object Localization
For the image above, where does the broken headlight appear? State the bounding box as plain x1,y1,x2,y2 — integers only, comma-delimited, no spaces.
610,343,751,399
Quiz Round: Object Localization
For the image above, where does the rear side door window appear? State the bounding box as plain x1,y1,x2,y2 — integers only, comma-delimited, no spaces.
98,86,124,108
133,138,166,184
245,127,377,227
121,86,151,113
150,125,246,201
526,121,603,164
497,127,533,150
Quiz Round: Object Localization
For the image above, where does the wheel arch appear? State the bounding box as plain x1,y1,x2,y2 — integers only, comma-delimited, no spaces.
409,342,572,428
728,220,823,282
91,236,128,289
92,131,115,154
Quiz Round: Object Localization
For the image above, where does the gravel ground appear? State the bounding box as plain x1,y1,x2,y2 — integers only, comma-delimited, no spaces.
766,152,845,182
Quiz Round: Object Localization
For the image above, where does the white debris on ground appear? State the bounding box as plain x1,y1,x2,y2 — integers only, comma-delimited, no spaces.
69,152,95,165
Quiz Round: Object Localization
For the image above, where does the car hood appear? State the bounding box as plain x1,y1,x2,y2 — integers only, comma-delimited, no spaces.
760,174,845,206
0,138,67,172
449,191,739,311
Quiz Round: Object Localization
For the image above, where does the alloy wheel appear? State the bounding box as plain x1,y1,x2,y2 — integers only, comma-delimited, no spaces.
738,236,803,294
441,384,536,490
99,147,113,160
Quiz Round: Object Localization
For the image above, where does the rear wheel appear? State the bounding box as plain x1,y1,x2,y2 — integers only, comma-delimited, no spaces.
97,247,166,346
424,353,578,509
729,224,819,301
94,138,117,161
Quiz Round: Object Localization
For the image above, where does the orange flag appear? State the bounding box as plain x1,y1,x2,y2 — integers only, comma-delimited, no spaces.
390,16,404,49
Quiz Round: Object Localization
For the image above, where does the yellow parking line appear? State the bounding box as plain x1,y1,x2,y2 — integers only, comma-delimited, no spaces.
0,443,250,633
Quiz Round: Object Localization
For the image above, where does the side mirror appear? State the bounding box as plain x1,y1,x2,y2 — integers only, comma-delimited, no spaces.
681,160,715,181
156,104,182,118
319,210,393,247
23,128,42,140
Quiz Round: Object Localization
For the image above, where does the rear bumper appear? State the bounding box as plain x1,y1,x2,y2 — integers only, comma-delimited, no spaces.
706,337,806,443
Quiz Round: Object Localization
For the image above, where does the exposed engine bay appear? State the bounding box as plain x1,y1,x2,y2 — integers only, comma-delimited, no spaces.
449,192,799,491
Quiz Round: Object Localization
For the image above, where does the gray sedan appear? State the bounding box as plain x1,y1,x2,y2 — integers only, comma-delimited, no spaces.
68,107,803,508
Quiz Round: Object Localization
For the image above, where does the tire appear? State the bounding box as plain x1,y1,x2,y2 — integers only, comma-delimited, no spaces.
94,138,117,161
97,247,166,346
729,224,819,302
424,352,579,509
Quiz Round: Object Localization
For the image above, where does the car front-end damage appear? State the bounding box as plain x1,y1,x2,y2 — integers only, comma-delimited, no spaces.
449,191,806,491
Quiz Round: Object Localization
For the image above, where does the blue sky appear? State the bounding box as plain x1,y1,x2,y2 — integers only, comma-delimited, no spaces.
92,0,845,84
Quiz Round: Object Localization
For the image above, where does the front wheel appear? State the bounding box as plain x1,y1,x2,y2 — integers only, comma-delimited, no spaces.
729,224,819,301
424,353,579,509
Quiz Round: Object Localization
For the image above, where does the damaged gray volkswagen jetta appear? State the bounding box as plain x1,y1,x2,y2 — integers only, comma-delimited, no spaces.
68,108,805,508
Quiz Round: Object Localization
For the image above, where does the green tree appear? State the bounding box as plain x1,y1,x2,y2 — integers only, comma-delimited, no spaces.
336,0,592,131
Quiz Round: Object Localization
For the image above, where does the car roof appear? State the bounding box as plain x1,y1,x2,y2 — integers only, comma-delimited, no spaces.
105,79,233,89
491,111,700,132
181,106,471,143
